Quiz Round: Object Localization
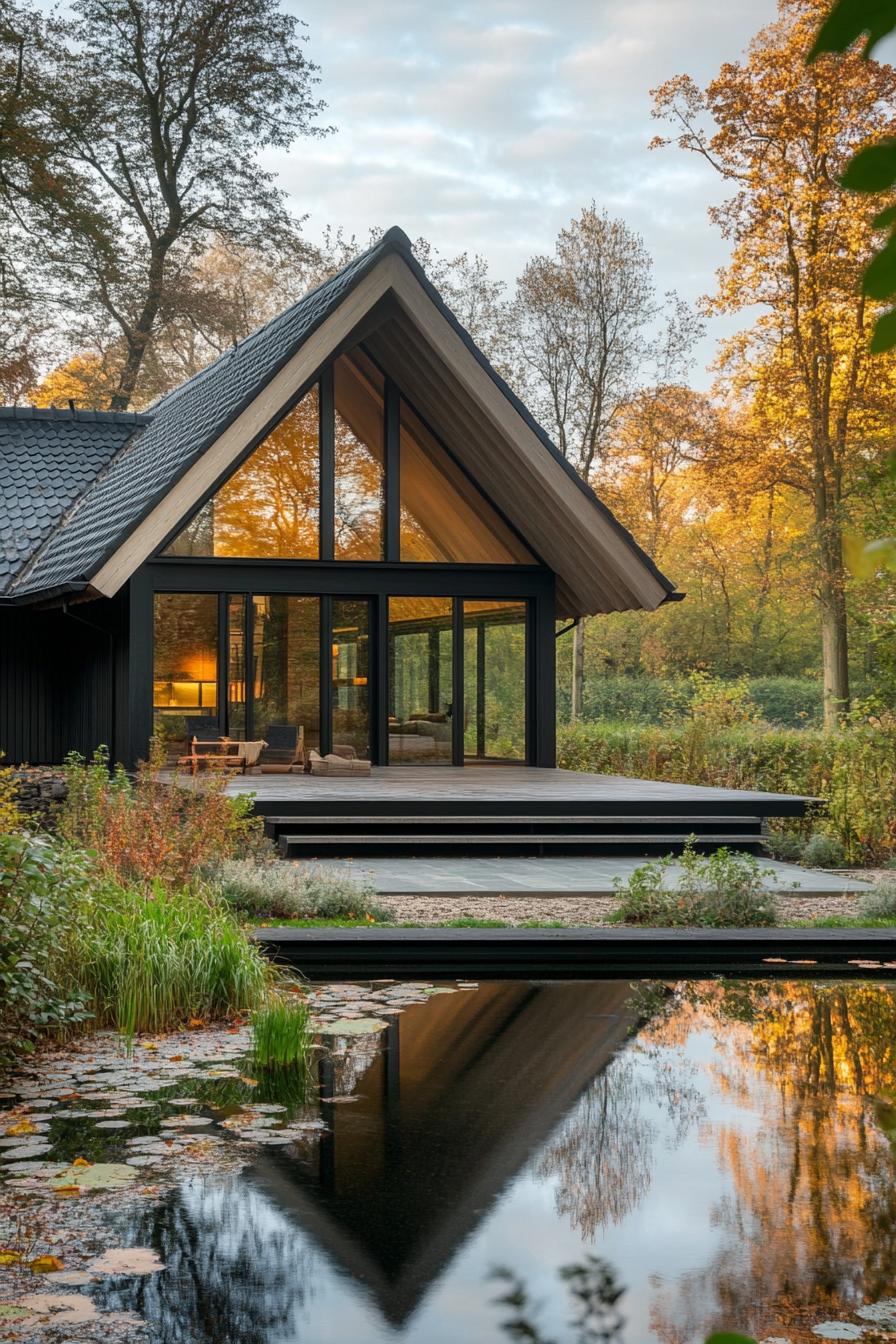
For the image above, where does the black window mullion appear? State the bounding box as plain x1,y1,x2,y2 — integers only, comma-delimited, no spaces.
452,599,464,765
319,371,335,561
320,594,332,756
384,378,400,561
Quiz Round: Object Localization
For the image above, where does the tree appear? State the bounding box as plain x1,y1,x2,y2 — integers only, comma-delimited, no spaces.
651,0,896,726
506,205,694,718
4,0,329,410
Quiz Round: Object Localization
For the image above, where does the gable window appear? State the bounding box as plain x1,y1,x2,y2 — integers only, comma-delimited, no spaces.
398,400,534,564
165,386,320,558
161,347,534,566
333,350,385,560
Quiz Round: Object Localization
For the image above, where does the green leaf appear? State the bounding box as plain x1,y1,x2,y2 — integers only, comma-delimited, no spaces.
873,203,896,228
809,0,896,60
704,1335,759,1344
869,305,896,351
862,236,896,298
842,141,896,192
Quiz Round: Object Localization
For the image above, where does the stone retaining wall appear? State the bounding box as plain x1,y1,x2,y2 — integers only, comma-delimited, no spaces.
10,767,68,826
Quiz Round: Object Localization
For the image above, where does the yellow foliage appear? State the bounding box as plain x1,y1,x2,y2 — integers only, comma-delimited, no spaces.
27,353,117,410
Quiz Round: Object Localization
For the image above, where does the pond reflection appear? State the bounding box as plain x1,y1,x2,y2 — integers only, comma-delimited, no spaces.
94,978,896,1343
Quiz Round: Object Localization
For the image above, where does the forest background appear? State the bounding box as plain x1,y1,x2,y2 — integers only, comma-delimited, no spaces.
2,0,895,856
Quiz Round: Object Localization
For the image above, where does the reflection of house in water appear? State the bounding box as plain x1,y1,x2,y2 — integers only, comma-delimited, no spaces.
250,980,637,1326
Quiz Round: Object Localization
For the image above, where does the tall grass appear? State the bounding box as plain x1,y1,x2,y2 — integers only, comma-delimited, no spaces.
68,880,270,1037
252,995,311,1071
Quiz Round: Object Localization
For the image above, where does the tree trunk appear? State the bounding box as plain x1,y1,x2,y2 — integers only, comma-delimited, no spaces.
817,518,850,728
109,242,169,411
571,619,585,721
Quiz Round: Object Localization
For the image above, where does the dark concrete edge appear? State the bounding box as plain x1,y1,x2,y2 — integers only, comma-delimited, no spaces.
252,925,896,978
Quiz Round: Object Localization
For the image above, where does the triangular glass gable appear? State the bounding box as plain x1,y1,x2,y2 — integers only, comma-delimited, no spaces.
163,347,534,563
164,386,320,558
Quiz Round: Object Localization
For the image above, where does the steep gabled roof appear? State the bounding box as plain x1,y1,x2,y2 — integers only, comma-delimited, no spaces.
5,228,679,614
0,407,149,595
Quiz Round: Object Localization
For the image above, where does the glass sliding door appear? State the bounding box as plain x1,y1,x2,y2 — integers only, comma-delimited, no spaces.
226,594,246,740
252,596,321,755
331,599,371,760
463,601,527,762
388,598,454,764
152,592,220,759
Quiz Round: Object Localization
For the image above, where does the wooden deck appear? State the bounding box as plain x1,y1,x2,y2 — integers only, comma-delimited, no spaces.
221,765,810,814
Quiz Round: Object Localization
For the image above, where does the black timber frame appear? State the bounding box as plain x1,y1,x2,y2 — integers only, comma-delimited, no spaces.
130,560,556,769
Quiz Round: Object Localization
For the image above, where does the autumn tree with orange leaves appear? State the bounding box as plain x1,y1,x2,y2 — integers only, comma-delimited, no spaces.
651,0,896,727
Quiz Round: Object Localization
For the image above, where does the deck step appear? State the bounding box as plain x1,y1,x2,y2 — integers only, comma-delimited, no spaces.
278,830,764,858
264,812,763,839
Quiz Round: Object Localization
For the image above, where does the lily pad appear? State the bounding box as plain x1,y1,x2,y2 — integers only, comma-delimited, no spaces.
812,1326,865,1340
88,1247,164,1276
50,1162,136,1191
320,1018,389,1036
856,1301,896,1328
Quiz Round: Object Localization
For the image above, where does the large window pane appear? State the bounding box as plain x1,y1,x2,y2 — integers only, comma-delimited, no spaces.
226,594,246,739
165,387,320,558
463,601,527,761
252,596,320,754
152,593,219,757
388,598,453,764
331,599,371,760
334,351,384,560
399,401,534,564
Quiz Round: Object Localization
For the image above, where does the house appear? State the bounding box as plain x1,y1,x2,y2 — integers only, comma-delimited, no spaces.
0,227,679,773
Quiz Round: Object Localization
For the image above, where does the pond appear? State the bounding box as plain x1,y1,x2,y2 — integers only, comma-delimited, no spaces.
2,976,896,1344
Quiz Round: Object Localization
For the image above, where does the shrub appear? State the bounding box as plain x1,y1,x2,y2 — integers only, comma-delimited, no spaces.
557,715,896,865
800,831,847,869
66,878,270,1037
749,677,823,727
762,831,805,862
0,832,92,1071
252,995,311,1071
613,844,779,928
218,858,390,922
59,744,270,889
0,756,29,834
858,877,896,921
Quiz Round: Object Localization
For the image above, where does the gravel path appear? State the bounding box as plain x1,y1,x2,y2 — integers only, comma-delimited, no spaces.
379,891,866,927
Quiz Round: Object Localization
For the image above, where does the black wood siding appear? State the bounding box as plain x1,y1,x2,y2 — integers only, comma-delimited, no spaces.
0,590,128,764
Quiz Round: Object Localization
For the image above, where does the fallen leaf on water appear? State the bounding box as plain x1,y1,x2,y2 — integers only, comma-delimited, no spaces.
0,1248,23,1265
169,1054,185,1061
72,1157,91,1168
53,1185,83,1198
139,1042,158,1052
5,1120,37,1137
29,1256,64,1274
188,1019,205,1029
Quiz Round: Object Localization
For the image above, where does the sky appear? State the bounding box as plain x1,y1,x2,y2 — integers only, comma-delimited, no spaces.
268,0,782,385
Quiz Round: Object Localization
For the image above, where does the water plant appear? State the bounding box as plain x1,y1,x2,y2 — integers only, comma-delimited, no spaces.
252,994,311,1071
613,843,779,928
67,878,270,1037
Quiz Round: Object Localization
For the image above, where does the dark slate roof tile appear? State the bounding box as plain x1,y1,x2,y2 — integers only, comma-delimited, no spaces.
11,234,392,597
0,409,148,593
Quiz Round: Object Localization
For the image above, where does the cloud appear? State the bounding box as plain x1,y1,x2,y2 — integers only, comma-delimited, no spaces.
274,0,780,384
